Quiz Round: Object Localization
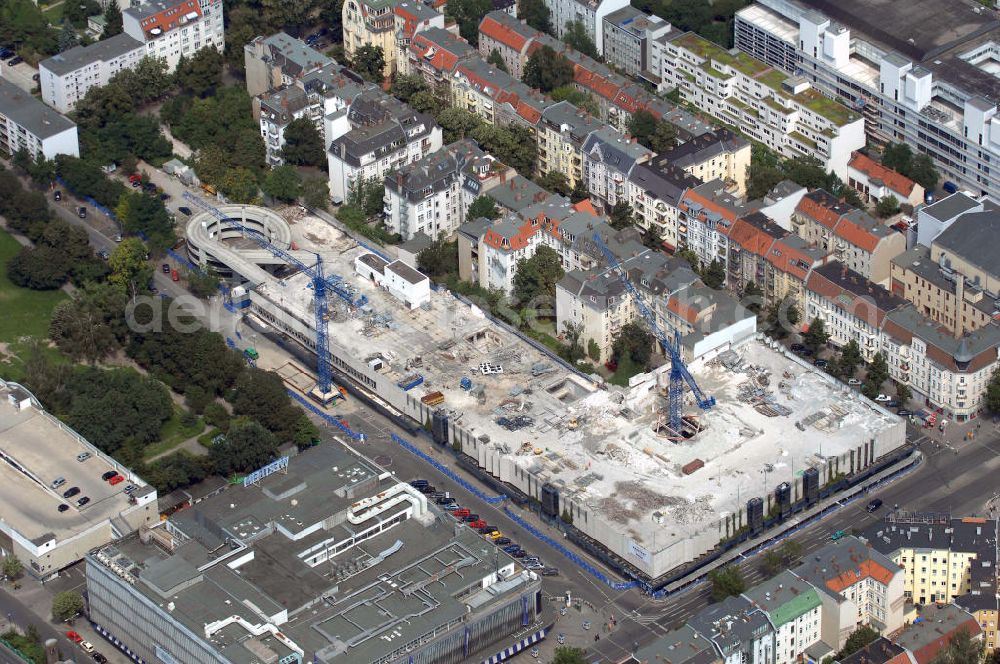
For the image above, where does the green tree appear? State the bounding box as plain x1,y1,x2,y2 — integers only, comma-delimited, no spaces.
471,123,537,175
839,339,863,378
108,237,152,296
210,419,279,476
512,245,564,304
487,48,509,72
114,191,176,251
261,0,316,31
281,118,326,168
2,555,23,582
552,646,587,664
6,246,69,290
417,240,459,278
612,321,654,367
51,591,85,622
536,171,572,197
187,268,221,298
445,0,491,45
908,154,939,191
838,626,880,659
876,194,900,218
741,281,762,314
229,368,307,441
174,47,224,97
986,369,1000,414
867,352,889,392
651,121,678,153
608,201,634,230
804,317,829,351
409,89,446,117
101,2,123,39
563,19,598,58
263,165,302,202
437,107,483,143
570,178,590,203
587,338,600,361
932,627,983,664
347,175,385,217
708,565,746,602
302,176,330,210
63,0,101,27
895,381,912,405
390,74,428,102
468,195,501,221
49,284,128,363
353,45,386,83
881,143,913,175
219,167,260,204
550,85,600,116
58,20,78,52
628,110,658,150
518,0,551,33
701,259,726,290
524,45,574,92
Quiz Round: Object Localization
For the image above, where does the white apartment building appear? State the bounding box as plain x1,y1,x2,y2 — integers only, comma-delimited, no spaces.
38,33,145,113
123,0,225,72
734,0,1000,200
542,0,630,55
0,78,79,160
383,139,507,241
327,90,442,203
881,307,1000,420
657,30,865,179
744,571,823,664
583,126,653,210
794,537,905,650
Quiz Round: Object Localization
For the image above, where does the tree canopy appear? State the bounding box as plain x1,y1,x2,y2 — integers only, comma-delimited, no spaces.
512,245,564,305
804,317,829,351
524,45,575,92
518,0,551,33
468,195,500,221
417,239,459,278
708,565,747,601
210,419,279,477
445,0,491,45
882,143,939,190
352,45,385,83
563,20,598,58
282,118,326,168
263,165,303,202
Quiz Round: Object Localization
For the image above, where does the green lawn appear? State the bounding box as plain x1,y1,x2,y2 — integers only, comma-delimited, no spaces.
42,2,64,23
142,408,206,461
0,229,68,381
608,355,644,387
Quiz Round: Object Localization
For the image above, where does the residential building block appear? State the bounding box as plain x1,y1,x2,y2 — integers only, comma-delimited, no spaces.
38,33,145,113
122,0,225,73
0,78,79,160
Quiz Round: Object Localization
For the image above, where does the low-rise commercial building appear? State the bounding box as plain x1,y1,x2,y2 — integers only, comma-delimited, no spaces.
327,90,442,203
123,0,225,72
86,439,545,664
38,33,145,113
0,381,157,580
0,78,79,160
657,31,864,180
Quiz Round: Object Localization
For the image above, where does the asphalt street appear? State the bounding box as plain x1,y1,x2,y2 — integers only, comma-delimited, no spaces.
0,589,77,662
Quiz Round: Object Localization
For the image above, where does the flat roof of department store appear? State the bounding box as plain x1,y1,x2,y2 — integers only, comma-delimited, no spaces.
251,215,903,556
91,440,536,664
0,384,145,544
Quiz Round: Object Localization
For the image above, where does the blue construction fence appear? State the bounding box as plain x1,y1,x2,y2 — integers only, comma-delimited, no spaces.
503,506,639,591
288,390,365,442
390,433,507,505
56,176,120,223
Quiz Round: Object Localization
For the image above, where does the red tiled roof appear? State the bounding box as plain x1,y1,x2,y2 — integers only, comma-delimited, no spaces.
834,216,880,253
849,152,916,197
138,0,201,36
910,618,982,664
825,559,895,593
667,295,700,325
796,192,844,231
483,218,540,251
729,218,779,258
574,66,621,101
409,33,463,73
573,199,598,215
766,238,816,281
479,15,529,52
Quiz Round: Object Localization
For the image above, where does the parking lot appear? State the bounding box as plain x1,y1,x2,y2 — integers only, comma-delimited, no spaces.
0,57,38,93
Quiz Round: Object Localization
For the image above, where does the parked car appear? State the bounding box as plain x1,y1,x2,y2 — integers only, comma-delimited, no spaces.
874,394,891,402
886,400,900,408
171,269,180,282
160,192,171,200
63,486,80,498
66,631,82,643
114,234,122,242
177,206,193,216
813,359,829,368
123,484,138,494
418,484,436,494
461,514,480,523
511,549,526,558
790,343,805,352
161,263,171,273
80,641,94,654
129,174,142,187
897,409,913,416
494,537,511,546
866,498,883,513
502,545,521,554
97,249,109,260
830,530,846,541
57,504,69,512
847,378,862,386
539,567,559,576
77,496,90,507
53,190,61,201
434,496,452,505
486,531,503,540
0,48,13,59
109,475,125,485
51,477,66,489
101,471,118,480
451,508,470,518
582,621,591,631
8,56,22,65
93,653,108,663
78,206,87,218
76,452,91,462
428,491,446,500
525,562,544,569
467,519,486,529
410,479,428,488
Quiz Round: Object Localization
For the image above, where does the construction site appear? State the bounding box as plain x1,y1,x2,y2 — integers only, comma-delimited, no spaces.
189,205,908,582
